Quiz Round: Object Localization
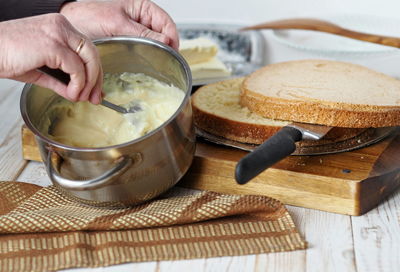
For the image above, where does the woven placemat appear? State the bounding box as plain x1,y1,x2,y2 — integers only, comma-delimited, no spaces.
0,181,306,271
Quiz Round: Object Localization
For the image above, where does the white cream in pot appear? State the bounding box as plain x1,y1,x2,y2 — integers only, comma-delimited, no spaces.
42,73,184,147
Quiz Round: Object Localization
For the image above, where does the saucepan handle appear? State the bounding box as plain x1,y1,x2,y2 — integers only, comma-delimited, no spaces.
235,126,302,185
47,150,133,190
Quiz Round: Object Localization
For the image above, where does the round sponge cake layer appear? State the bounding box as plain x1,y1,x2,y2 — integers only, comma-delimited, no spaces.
241,59,400,127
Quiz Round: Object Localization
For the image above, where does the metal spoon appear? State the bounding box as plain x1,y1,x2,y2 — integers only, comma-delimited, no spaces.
38,66,141,114
242,18,400,48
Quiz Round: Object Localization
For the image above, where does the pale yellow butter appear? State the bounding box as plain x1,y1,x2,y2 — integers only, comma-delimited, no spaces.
179,37,231,80
179,37,218,65
42,73,184,148
190,57,232,80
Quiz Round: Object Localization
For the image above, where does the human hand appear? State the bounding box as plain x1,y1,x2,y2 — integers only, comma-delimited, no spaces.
60,0,179,50
0,14,103,104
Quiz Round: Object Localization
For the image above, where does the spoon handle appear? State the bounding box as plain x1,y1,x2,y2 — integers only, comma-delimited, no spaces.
37,67,127,113
100,100,128,113
242,18,400,49
38,66,70,85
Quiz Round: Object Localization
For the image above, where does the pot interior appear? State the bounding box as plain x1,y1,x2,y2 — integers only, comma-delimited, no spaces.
21,37,192,148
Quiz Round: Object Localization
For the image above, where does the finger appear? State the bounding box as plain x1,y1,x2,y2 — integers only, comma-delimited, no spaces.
130,1,179,49
15,70,68,97
144,19,178,50
89,65,103,104
163,23,179,50
122,21,172,46
48,46,86,101
67,37,101,102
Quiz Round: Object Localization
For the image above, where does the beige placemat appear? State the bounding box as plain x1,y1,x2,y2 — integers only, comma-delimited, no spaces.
0,181,306,271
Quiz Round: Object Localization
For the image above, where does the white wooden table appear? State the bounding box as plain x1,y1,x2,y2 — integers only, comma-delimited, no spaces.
2,1,400,270
1,77,399,272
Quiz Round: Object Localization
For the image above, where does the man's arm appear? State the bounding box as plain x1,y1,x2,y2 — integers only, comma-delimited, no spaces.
0,0,74,21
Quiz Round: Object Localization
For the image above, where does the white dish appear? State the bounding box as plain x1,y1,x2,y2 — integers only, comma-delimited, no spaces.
271,14,400,57
178,23,265,86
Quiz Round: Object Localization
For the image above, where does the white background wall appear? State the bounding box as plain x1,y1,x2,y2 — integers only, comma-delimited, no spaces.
155,0,400,24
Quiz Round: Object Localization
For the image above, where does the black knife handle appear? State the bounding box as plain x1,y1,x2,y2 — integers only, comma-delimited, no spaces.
235,126,302,184
38,66,71,85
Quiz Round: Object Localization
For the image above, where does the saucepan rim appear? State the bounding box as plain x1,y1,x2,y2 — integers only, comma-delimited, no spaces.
20,36,192,152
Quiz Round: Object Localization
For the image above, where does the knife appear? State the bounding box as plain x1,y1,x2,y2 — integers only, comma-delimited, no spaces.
235,123,333,184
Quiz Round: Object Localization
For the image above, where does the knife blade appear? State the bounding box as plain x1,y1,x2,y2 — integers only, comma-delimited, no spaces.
235,123,333,184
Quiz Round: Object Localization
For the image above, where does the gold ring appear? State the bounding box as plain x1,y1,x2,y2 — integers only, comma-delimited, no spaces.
75,38,86,54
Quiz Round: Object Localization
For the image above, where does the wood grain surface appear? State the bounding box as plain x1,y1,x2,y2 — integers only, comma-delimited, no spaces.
21,124,400,215
242,18,400,48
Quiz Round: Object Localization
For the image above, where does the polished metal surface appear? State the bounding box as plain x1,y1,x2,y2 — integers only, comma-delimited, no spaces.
288,123,333,140
100,100,132,114
21,37,195,207
196,127,397,156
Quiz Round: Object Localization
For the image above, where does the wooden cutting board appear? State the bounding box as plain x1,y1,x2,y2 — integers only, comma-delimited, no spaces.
21,126,400,215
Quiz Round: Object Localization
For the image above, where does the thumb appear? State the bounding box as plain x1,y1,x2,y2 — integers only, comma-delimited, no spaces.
123,21,173,48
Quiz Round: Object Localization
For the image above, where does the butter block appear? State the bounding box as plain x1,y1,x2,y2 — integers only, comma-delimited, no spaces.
190,57,231,80
179,37,218,65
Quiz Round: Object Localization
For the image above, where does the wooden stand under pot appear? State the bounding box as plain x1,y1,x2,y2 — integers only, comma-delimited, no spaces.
21,125,400,216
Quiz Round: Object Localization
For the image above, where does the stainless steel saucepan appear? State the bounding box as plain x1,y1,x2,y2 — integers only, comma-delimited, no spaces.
20,37,195,207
